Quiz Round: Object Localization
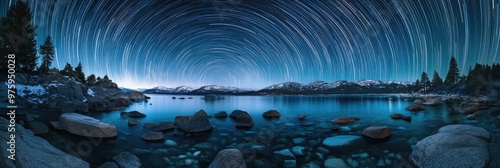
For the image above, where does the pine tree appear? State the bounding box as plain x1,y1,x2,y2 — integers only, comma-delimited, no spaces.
415,79,420,92
86,74,96,86
421,72,430,93
431,70,443,88
103,75,109,81
75,62,85,83
39,36,54,73
0,1,38,71
444,56,460,85
61,63,74,76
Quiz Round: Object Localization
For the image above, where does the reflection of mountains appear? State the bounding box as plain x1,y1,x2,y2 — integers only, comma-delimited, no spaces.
141,79,412,95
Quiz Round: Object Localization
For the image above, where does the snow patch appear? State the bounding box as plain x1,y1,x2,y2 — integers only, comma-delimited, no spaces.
87,89,95,97
16,84,47,97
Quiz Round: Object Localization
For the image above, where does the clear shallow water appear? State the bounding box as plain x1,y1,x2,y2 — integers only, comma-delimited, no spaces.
40,94,497,167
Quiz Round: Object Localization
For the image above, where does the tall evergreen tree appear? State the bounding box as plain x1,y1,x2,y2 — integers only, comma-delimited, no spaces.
444,56,460,85
61,63,74,76
431,70,443,88
0,1,38,71
39,36,54,73
421,72,430,93
75,62,85,83
86,74,96,86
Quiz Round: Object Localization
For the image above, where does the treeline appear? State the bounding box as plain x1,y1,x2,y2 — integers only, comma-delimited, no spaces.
0,1,108,86
413,56,500,94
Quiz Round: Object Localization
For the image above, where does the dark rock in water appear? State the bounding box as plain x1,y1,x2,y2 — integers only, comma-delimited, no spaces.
128,119,139,126
179,97,186,99
262,110,281,118
413,99,424,105
143,123,159,129
121,111,146,118
174,116,189,125
331,117,353,125
402,116,412,122
172,97,176,99
466,114,477,120
458,106,481,114
177,110,212,133
390,113,404,119
236,112,254,128
154,122,175,131
208,149,247,168
405,104,426,111
59,113,117,138
331,127,340,132
363,126,391,139
28,121,49,135
352,115,360,120
297,114,307,120
423,99,443,106
230,110,247,119
204,94,224,100
112,152,142,168
214,111,228,118
0,117,90,168
411,125,490,168
96,161,119,168
141,132,164,141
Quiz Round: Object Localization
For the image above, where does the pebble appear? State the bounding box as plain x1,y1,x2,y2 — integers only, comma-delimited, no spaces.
193,151,201,157
377,159,385,167
179,155,186,159
184,159,194,166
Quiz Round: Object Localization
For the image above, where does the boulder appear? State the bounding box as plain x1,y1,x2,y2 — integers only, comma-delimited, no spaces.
59,113,117,138
458,106,480,114
405,104,426,111
141,132,164,141
324,158,348,168
402,116,412,122
297,114,307,120
112,152,141,168
235,112,254,128
322,135,361,147
0,117,90,168
120,111,146,118
143,123,159,129
208,149,247,168
96,162,119,168
214,111,228,118
59,101,89,113
423,99,443,106
50,121,64,130
437,124,490,141
363,126,391,139
174,116,189,125
177,110,212,133
331,117,353,125
128,119,139,126
413,99,424,104
466,114,476,120
262,110,281,118
390,113,404,119
28,121,49,135
273,149,296,161
352,116,360,120
230,110,246,119
154,122,175,131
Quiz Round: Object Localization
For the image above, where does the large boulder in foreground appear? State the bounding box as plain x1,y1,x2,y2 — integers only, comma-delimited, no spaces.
177,110,212,133
411,125,490,168
208,149,246,168
0,117,90,168
363,126,391,139
59,113,117,138
112,152,141,168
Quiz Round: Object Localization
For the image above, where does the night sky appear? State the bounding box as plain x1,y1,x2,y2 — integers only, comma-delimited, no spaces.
1,0,499,89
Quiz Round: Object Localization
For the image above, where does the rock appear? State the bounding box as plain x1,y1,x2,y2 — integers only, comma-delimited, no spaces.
143,123,159,129
291,146,305,156
466,114,477,120
390,113,404,119
177,110,212,133
331,117,353,125
458,106,481,114
293,138,305,145
59,101,89,113
28,121,49,135
96,162,119,168
363,126,391,139
164,139,178,147
437,124,490,141
340,126,351,131
262,110,281,118
0,117,90,168
59,113,117,138
141,132,164,141
423,99,443,106
274,149,296,160
112,152,142,168
208,149,246,168
413,99,424,104
154,122,175,131
230,110,246,119
128,119,139,126
298,114,307,120
235,112,254,128
50,121,63,130
405,104,426,111
322,135,361,147
324,158,348,168
352,116,360,120
214,111,228,118
204,94,223,100
302,162,320,168
284,160,296,168
402,116,412,122
120,111,146,118
411,129,489,168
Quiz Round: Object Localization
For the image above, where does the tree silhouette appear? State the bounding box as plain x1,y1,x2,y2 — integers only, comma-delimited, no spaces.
39,36,54,73
444,56,460,85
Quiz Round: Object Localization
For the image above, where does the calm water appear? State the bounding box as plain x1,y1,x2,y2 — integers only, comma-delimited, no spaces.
41,94,494,167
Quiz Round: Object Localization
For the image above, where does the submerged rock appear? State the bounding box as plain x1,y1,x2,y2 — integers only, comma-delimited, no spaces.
324,158,348,168
363,126,391,139
177,110,212,133
120,111,146,118
214,111,228,118
405,104,426,111
331,117,353,125
411,124,490,168
390,113,404,119
466,114,477,120
262,110,281,118
59,113,117,138
322,135,361,147
274,149,296,160
236,112,254,128
112,152,141,168
141,132,164,141
298,114,307,120
208,149,246,168
128,119,139,126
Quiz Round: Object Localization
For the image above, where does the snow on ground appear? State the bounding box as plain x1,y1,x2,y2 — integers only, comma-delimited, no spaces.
48,83,64,87
16,84,47,97
87,89,95,97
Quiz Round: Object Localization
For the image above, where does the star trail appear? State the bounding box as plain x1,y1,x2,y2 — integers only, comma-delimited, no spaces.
1,0,499,89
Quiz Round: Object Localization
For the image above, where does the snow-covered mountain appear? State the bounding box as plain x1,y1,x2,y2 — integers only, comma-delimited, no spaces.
142,85,252,94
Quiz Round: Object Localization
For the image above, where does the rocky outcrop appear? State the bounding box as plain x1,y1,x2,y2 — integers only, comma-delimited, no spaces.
112,152,141,168
59,113,117,138
208,149,247,168
177,110,212,133
363,126,391,139
262,110,281,118
411,124,490,168
0,117,90,168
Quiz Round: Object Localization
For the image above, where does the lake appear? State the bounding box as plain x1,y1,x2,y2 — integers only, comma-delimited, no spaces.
40,94,494,167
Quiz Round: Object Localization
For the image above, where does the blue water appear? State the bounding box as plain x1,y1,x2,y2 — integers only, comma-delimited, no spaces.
42,94,492,167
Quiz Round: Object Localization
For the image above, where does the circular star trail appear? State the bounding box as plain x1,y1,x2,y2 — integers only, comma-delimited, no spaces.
1,0,499,89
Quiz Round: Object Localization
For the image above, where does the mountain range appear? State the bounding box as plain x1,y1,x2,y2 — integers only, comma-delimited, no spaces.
136,79,413,95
